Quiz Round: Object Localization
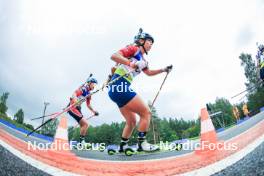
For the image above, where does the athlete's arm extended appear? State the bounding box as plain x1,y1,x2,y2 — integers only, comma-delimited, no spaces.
87,104,96,113
143,68,164,76
86,98,99,116
144,65,173,76
86,100,98,116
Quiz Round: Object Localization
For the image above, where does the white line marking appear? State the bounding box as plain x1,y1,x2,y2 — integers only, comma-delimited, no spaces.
1,113,264,168
0,139,82,176
181,131,264,176
0,121,52,143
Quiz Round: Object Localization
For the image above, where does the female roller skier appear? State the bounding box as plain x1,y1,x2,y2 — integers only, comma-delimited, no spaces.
108,29,172,152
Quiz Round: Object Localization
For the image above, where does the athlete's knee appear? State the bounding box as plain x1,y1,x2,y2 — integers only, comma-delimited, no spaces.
80,120,89,129
84,122,89,129
140,108,151,119
131,118,136,127
127,118,136,128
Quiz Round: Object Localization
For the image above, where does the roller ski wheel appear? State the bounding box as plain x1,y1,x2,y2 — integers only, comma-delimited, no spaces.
107,148,117,155
175,143,183,151
124,148,135,156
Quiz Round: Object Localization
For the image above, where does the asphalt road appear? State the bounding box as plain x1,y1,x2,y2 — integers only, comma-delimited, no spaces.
0,111,263,161
213,140,264,176
1,111,264,176
0,145,50,176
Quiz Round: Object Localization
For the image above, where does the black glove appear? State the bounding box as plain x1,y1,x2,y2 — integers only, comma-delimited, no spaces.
164,65,173,73
94,111,99,116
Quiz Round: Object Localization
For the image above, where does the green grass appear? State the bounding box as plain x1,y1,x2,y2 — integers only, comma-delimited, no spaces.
224,123,236,130
188,136,199,140
0,114,35,132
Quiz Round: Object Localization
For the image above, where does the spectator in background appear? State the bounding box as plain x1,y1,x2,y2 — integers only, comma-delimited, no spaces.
242,103,250,118
232,106,240,122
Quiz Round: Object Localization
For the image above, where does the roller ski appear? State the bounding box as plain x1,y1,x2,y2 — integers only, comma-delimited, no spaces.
73,141,93,150
107,139,185,156
107,140,132,156
107,140,160,156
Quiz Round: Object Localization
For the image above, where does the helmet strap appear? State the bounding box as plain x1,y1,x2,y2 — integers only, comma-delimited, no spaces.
136,40,148,55
142,40,148,55
135,38,148,55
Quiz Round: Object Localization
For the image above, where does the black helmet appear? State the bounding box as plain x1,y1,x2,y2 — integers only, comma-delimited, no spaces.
134,28,154,55
134,32,154,43
87,77,98,84
134,28,154,43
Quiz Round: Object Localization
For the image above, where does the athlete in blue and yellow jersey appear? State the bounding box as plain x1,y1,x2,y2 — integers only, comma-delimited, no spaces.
108,29,172,152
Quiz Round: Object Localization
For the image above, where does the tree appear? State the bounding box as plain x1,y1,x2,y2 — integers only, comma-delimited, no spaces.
148,105,161,143
41,119,58,137
159,118,179,141
23,123,34,130
68,126,81,141
0,92,9,115
239,53,260,89
14,109,24,124
207,97,235,128
182,119,200,138
239,52,264,114
247,90,264,115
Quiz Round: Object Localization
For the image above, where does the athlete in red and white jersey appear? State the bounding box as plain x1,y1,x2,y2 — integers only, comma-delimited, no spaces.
68,77,99,144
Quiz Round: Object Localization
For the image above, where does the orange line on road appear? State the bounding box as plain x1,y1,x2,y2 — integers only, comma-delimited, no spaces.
1,119,264,176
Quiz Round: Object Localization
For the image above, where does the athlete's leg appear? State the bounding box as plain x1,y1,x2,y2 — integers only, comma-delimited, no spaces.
79,118,89,137
122,95,159,151
123,95,151,132
68,106,87,143
117,107,137,152
108,76,156,151
119,107,137,138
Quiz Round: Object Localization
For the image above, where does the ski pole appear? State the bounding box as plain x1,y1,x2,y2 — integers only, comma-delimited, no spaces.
231,80,263,99
30,112,59,121
150,66,172,144
231,85,256,99
150,72,170,108
26,70,133,137
27,118,54,137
